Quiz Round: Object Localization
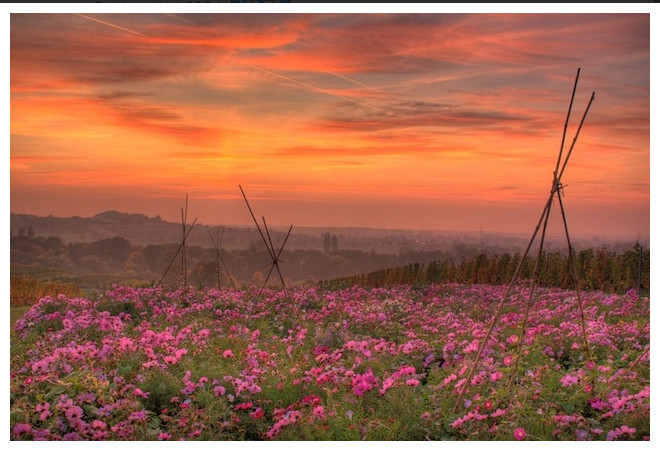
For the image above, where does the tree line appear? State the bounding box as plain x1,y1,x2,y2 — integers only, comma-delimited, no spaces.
11,233,649,294
319,244,650,295
10,234,429,289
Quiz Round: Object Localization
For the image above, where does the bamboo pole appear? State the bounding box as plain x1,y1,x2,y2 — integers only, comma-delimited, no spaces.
208,227,237,290
556,189,592,362
158,217,197,287
180,194,189,287
239,185,293,298
453,70,595,413
452,197,551,412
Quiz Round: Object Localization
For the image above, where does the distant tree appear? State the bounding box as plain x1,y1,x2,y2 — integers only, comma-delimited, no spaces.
323,233,332,254
331,234,339,253
27,226,34,239
124,249,151,278
88,237,132,268
81,255,109,273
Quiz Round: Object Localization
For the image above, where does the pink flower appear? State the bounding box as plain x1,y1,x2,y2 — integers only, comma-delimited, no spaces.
514,427,527,441
158,432,171,440
620,425,636,435
12,423,31,437
134,387,150,399
313,405,326,420
35,402,50,413
560,374,578,387
406,379,420,386
399,366,416,375
250,407,265,419
64,405,84,422
490,408,506,418
223,349,234,358
489,371,503,381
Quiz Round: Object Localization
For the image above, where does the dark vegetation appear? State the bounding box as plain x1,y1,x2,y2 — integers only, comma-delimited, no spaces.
10,211,648,305
10,229,648,306
319,244,649,295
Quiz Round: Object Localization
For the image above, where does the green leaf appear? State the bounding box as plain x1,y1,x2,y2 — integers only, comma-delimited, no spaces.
561,402,575,414
146,427,162,437
148,417,161,429
118,365,133,376
83,403,98,417
45,385,67,400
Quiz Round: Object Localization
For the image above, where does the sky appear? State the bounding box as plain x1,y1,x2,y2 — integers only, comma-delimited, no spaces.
7,5,653,239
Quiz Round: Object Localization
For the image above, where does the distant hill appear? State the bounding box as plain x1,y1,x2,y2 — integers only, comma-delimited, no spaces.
11,211,453,252
10,211,252,248
10,211,644,255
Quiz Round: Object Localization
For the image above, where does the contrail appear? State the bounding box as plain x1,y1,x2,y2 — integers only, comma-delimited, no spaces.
73,13,145,37
162,13,195,25
325,71,393,99
251,66,386,113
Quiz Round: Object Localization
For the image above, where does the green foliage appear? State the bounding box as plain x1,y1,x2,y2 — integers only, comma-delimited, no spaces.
322,245,650,294
141,371,182,414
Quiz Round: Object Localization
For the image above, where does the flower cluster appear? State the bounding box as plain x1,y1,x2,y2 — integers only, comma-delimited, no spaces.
10,283,649,440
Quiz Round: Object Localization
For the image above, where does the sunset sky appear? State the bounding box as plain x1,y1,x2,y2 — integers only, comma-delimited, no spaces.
8,7,652,238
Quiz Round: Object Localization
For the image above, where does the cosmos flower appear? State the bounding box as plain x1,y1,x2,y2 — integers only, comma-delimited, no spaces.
514,427,527,441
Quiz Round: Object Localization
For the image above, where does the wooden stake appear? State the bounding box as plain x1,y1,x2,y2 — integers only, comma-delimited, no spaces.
453,69,596,413
208,227,237,290
158,217,197,287
238,185,293,298
181,194,189,287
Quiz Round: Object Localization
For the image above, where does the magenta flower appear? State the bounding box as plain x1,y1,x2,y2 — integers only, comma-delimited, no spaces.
313,405,326,420
158,432,172,440
13,423,31,437
35,401,50,413
560,374,579,387
514,427,527,441
249,407,265,419
223,349,234,358
134,387,150,398
64,405,84,422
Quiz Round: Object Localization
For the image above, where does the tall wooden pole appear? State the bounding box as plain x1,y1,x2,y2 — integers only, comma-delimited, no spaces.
239,185,292,298
181,194,189,287
453,70,595,413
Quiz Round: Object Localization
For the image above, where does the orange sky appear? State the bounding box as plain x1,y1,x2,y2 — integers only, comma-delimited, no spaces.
9,9,651,238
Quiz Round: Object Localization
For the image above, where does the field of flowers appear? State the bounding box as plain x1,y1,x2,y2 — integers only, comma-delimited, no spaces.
10,283,649,441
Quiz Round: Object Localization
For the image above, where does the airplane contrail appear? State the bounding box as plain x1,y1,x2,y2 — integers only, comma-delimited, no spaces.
162,13,196,25
325,71,393,99
251,66,387,113
73,13,146,37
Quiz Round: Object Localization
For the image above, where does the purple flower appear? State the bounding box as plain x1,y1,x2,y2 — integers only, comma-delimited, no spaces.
64,405,84,422
12,423,32,437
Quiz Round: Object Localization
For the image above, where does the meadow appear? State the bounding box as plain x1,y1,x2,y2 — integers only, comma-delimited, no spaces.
10,283,649,441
